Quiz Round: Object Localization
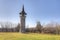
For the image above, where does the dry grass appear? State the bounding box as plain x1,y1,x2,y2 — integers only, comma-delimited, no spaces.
0,32,60,40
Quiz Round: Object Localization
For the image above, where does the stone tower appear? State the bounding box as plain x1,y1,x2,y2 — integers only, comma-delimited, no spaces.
19,5,27,33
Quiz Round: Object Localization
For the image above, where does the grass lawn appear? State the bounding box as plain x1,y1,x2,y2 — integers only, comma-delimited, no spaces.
0,32,60,40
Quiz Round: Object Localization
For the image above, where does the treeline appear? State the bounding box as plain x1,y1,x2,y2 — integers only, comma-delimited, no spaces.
0,21,60,34
0,22,18,32
26,21,60,34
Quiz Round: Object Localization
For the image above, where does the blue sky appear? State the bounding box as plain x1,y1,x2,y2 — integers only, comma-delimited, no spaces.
0,0,60,27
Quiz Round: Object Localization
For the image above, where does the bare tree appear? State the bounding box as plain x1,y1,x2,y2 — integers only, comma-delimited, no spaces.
55,23,60,34
15,23,20,32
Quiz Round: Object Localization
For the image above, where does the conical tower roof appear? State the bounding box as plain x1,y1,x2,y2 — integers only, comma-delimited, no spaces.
20,5,27,15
